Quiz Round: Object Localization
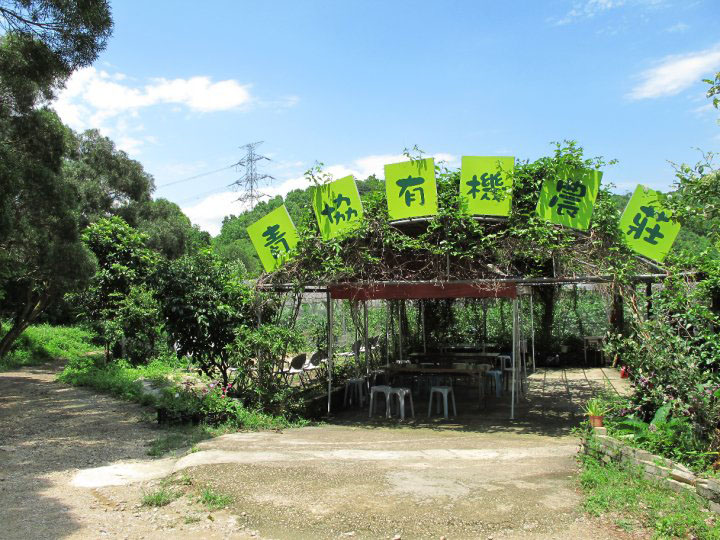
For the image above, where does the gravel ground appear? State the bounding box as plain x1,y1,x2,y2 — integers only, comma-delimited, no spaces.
0,363,630,539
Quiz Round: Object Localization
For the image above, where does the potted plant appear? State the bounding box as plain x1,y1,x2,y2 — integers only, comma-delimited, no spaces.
584,397,608,427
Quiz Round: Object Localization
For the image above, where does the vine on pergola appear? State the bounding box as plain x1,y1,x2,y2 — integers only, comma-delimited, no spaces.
259,142,657,290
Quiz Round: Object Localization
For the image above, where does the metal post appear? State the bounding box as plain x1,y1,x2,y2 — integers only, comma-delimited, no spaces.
385,300,390,365
530,289,536,373
511,298,518,420
327,291,334,414
421,300,427,353
398,300,404,361
363,300,370,375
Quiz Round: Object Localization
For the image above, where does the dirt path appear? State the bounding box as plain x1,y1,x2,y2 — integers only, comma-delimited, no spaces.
0,365,627,539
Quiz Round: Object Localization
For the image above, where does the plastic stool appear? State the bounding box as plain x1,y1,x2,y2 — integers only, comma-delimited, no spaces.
344,378,366,407
484,370,503,398
388,387,414,420
368,385,391,418
427,386,457,418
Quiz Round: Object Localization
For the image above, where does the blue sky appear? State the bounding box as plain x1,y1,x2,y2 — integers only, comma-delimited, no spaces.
53,0,720,234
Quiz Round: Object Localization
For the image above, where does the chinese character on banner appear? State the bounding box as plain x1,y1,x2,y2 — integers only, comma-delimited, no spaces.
312,175,364,240
547,178,587,218
385,158,438,220
535,166,602,230
460,157,515,216
619,185,681,262
247,205,299,272
396,175,426,206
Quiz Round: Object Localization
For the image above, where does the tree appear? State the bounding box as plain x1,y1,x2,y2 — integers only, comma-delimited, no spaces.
154,250,258,385
79,217,159,362
0,0,112,72
64,129,154,228
132,198,210,260
0,0,113,356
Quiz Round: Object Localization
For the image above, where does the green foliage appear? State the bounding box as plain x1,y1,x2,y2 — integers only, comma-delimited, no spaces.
64,129,154,228
132,198,210,259
0,0,113,358
79,217,161,363
154,249,258,384
608,404,711,471
584,397,609,417
704,71,720,111
605,265,720,465
58,354,180,405
579,454,719,538
197,488,233,510
0,323,96,370
141,488,179,507
0,1,112,73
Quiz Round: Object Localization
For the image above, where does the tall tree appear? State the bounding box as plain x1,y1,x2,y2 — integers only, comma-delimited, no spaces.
0,0,113,357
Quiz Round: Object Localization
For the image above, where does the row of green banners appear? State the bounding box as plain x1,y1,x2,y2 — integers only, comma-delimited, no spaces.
247,157,681,272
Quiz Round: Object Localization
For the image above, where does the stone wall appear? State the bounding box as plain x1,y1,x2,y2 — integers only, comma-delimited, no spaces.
583,426,720,512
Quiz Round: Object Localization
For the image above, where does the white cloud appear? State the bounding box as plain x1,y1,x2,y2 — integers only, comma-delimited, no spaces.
628,45,720,99
665,22,689,33
181,152,459,235
54,67,253,130
182,191,242,236
52,66,272,156
551,0,667,26
554,0,625,25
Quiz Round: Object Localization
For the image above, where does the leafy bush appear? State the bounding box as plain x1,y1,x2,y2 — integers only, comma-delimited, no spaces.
608,403,712,471
228,324,305,415
153,249,260,385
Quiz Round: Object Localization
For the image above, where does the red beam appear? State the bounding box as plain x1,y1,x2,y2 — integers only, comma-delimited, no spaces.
328,282,517,300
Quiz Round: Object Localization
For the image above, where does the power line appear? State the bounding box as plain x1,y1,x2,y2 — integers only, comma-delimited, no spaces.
157,164,235,188
175,183,235,205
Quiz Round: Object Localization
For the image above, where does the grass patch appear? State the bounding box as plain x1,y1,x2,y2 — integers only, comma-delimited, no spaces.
197,487,233,510
141,488,180,507
579,454,720,538
0,324,97,371
184,515,202,524
58,354,182,406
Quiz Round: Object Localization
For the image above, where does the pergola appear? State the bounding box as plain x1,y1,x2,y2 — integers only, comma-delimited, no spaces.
311,270,669,420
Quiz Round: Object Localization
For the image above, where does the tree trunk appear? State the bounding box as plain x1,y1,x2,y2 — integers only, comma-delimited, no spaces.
0,290,50,359
536,285,558,352
610,285,626,336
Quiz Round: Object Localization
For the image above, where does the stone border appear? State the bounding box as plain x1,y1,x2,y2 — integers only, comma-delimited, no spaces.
583,426,720,513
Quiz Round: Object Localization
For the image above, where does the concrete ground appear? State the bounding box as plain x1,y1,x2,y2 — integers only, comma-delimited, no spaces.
0,364,631,539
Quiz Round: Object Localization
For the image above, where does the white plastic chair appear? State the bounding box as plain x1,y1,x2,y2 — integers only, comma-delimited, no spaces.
368,385,391,418
389,387,414,420
344,378,366,407
428,386,457,418
280,353,307,385
303,350,326,379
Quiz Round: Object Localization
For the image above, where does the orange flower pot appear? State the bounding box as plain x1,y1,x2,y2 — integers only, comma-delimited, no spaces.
589,415,604,428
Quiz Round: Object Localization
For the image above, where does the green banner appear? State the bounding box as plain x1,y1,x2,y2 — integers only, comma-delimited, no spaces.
535,166,602,230
385,158,438,220
460,156,515,216
246,205,299,272
619,185,680,262
312,175,364,240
